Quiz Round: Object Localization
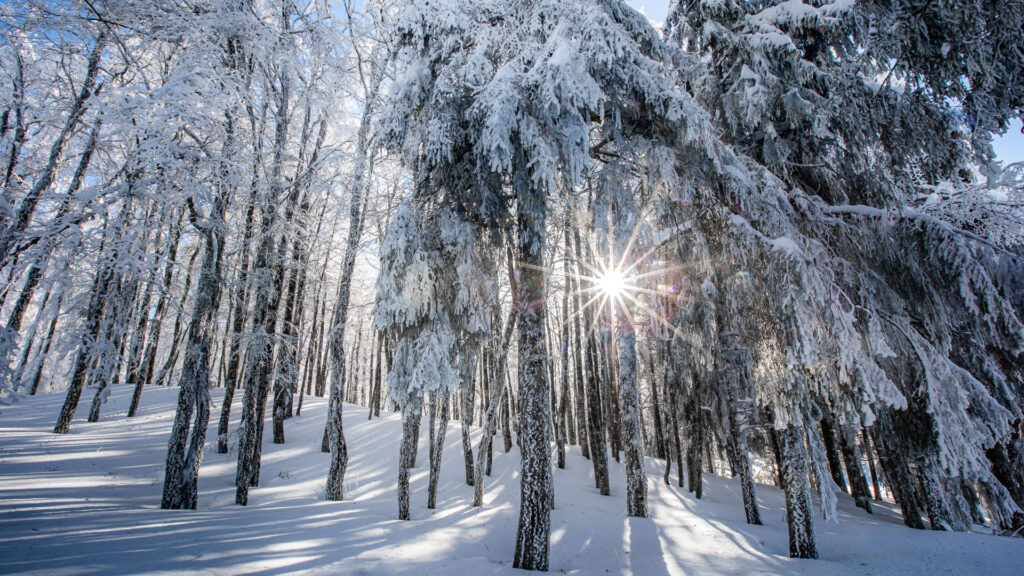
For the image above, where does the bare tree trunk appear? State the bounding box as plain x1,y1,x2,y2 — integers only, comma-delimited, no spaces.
820,414,848,493
398,392,423,520
839,426,873,513
162,190,228,509
28,290,63,395
215,199,256,450
565,229,589,460
781,424,818,559
871,421,926,529
461,347,479,486
728,408,760,525
367,331,384,418
54,211,122,434
649,351,666,460
615,320,647,516
473,288,518,506
666,350,684,487
236,12,294,502
575,226,609,495
863,428,883,501
605,168,648,515
511,153,552,572
153,247,200,387
324,42,386,501
2,44,27,200
427,390,450,509
686,393,704,499
130,211,184,416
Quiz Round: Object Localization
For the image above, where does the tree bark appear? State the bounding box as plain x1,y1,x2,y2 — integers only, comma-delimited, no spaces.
398,392,423,520
427,390,450,509
511,154,553,571
780,424,817,559
162,190,227,509
838,425,872,513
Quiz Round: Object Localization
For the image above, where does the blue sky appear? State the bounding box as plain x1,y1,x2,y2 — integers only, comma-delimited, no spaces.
625,0,1024,164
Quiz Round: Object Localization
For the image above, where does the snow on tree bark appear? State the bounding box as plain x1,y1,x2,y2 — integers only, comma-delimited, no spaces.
780,424,818,559
512,167,552,572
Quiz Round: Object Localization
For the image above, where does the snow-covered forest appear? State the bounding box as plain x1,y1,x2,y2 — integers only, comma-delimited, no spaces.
1,0,1022,573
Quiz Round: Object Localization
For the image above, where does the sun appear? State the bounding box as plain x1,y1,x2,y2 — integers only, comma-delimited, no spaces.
595,266,630,300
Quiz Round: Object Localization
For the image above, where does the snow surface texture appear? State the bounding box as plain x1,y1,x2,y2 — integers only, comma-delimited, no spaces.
0,386,1020,575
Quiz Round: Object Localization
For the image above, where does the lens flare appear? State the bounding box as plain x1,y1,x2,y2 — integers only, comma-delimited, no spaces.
596,266,629,300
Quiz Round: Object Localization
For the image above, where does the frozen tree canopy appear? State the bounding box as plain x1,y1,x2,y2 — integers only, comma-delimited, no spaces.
0,0,1021,573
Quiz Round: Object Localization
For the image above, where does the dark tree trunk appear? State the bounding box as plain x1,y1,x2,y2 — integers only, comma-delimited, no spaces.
161,191,227,509
461,348,478,486
427,390,450,509
153,247,201,387
615,320,647,517
838,426,872,513
216,199,256,451
862,428,883,501
665,351,684,487
131,211,184,416
367,332,383,419
566,227,589,459
398,393,422,520
686,394,704,499
29,291,63,395
871,426,926,529
819,414,848,493
919,458,967,531
54,221,119,434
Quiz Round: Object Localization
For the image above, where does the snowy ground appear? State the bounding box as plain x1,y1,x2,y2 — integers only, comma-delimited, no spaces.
0,386,1020,575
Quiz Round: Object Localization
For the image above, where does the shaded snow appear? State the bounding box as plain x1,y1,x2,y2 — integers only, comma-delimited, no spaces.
0,386,1020,575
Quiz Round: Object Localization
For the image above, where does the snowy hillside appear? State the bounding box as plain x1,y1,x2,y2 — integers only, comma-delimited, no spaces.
0,387,1019,576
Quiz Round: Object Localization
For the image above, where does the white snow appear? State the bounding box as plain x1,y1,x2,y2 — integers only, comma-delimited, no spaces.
0,386,1020,575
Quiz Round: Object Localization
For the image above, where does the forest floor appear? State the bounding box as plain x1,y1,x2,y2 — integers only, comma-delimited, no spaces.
0,385,1021,575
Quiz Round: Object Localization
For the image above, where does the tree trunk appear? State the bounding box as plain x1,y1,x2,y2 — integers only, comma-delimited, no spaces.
161,192,227,509
511,154,552,572
324,44,385,501
53,219,119,434
615,321,647,517
566,228,589,459
216,199,256,450
838,426,872,513
871,425,926,529
461,348,478,486
153,247,200,387
819,414,848,493
780,425,817,559
686,394,704,499
862,428,883,501
398,392,423,520
29,290,63,395
427,390,450,509
130,211,184,416
919,457,966,531
665,350,684,487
